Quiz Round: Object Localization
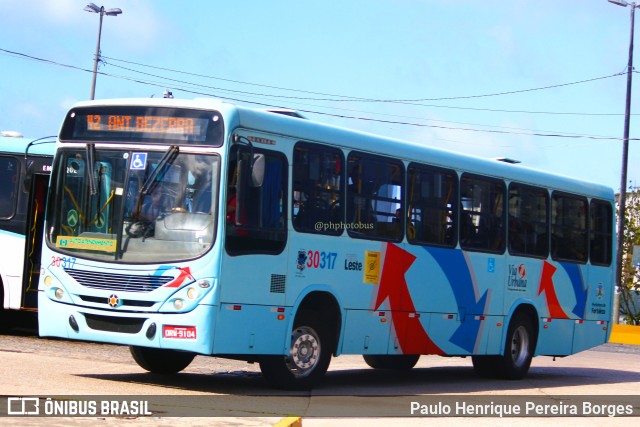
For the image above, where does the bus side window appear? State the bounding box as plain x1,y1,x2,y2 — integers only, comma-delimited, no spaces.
508,183,549,258
346,152,404,241
590,199,613,266
225,146,287,255
0,156,17,218
292,142,344,235
459,174,505,253
551,193,588,263
406,163,457,247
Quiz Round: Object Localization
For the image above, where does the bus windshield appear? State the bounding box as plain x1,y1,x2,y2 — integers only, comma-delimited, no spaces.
45,147,219,263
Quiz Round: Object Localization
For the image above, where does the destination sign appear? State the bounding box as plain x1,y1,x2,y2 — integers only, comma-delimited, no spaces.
60,106,224,146
85,114,200,135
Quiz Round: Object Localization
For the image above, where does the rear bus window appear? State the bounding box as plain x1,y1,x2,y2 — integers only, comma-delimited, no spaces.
590,199,613,266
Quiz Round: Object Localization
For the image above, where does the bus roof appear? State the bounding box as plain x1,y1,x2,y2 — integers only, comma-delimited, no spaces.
232,105,615,201
0,135,56,157
65,98,615,201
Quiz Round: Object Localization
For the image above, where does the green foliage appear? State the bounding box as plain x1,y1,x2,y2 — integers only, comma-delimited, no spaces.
620,185,640,325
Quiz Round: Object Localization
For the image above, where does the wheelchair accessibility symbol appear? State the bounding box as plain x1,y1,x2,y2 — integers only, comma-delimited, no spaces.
130,153,147,170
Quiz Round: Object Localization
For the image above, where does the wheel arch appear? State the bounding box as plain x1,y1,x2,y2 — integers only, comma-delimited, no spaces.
291,287,343,356
503,301,539,356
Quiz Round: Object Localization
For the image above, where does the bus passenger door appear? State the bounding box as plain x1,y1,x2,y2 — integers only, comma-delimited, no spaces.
216,145,290,355
21,173,49,310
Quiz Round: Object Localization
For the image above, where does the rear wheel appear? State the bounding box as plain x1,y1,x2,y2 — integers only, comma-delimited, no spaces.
363,354,419,370
472,312,535,380
501,314,534,379
259,314,333,390
130,346,195,374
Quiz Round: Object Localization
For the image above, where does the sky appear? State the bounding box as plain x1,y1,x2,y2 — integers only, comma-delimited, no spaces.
1,0,639,192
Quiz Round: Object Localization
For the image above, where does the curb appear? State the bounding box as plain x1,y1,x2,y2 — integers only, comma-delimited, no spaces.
273,417,302,427
609,324,640,345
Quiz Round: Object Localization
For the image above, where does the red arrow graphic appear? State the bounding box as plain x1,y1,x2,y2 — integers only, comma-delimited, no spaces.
537,261,569,319
375,243,444,355
164,267,193,288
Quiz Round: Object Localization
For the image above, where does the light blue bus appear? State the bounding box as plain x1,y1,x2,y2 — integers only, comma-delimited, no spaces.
38,98,615,389
0,134,54,319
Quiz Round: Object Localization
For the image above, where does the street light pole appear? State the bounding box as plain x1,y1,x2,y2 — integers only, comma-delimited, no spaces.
609,0,638,324
84,3,122,100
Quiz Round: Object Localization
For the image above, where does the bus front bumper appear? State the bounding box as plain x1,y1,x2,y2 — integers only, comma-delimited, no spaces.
38,292,216,355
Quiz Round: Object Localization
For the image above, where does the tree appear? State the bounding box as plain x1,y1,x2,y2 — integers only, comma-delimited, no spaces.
619,185,640,325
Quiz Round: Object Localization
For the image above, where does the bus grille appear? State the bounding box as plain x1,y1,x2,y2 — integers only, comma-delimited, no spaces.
84,313,146,334
64,268,173,293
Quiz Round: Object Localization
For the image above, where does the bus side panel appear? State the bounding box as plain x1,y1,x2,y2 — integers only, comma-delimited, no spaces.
424,313,463,355
572,320,608,353
219,254,287,307
570,263,613,353
535,318,574,356
503,256,543,320
482,315,506,354
0,231,26,310
212,303,289,355
586,264,614,323
340,309,390,355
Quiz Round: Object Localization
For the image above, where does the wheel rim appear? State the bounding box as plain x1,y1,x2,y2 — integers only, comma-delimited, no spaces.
285,326,320,378
510,325,530,367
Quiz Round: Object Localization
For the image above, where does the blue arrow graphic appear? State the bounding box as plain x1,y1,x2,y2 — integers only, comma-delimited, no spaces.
559,262,588,319
424,246,489,353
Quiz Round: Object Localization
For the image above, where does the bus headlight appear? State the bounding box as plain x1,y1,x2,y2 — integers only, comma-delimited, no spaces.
54,288,65,299
44,275,54,287
187,287,199,300
158,277,216,313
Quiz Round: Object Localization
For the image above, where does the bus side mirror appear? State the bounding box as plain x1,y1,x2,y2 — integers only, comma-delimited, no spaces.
251,154,265,188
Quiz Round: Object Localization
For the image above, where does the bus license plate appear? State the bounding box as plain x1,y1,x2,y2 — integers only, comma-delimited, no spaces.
163,325,197,339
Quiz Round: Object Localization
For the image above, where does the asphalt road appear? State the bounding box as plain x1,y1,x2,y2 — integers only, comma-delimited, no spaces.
1,312,639,426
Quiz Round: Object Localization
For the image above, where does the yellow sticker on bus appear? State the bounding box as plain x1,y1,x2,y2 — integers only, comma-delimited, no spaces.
364,250,380,284
56,236,117,253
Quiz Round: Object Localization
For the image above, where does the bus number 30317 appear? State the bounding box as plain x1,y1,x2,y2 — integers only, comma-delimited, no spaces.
50,256,77,269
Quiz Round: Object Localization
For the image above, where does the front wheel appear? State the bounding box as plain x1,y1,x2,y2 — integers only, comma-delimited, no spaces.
259,315,333,390
130,346,195,374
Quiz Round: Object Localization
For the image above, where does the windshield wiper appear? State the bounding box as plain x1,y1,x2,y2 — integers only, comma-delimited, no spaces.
86,143,97,195
139,145,179,196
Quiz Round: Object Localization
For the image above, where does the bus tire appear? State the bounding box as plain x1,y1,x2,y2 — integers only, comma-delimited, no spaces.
259,314,332,390
129,346,195,374
363,354,419,370
498,312,535,379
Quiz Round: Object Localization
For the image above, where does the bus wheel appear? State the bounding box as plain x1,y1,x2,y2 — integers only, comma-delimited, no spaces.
502,313,534,379
363,354,419,370
130,346,195,374
259,315,332,390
